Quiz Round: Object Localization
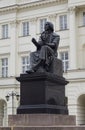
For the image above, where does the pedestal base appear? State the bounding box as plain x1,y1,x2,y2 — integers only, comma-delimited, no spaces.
16,72,68,114
8,114,76,126
17,104,68,114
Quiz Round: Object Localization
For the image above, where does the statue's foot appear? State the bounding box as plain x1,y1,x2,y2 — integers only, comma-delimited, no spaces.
26,69,35,74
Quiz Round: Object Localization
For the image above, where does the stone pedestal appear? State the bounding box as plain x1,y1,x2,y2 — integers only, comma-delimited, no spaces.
16,72,68,114
2,126,85,130
2,114,85,130
8,114,76,126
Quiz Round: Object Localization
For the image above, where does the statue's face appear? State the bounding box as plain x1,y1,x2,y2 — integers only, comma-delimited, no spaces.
45,23,50,31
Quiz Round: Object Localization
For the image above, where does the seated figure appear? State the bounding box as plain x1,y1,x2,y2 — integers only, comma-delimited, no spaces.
27,21,60,74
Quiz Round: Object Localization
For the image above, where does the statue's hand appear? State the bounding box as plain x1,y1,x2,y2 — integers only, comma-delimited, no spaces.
31,38,40,48
32,38,36,43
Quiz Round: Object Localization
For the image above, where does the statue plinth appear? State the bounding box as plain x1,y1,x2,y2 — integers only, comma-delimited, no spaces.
16,72,68,114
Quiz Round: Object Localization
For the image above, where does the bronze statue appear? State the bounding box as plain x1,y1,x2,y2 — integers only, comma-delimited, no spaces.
27,21,60,73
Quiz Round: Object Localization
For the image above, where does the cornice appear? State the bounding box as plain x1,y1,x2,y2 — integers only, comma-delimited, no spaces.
0,4,18,13
0,0,67,13
18,0,67,9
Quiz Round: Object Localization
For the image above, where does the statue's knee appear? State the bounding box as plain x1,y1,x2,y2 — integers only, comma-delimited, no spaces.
41,46,45,50
41,46,47,52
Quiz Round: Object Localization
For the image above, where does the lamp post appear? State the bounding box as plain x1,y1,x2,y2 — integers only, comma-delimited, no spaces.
5,91,20,114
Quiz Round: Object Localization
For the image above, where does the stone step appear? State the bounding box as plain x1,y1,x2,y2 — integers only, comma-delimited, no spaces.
8,114,76,126
0,126,85,130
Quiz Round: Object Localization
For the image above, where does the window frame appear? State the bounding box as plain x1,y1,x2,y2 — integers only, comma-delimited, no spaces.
2,24,9,39
40,18,47,33
60,51,69,72
1,58,8,77
21,56,30,73
22,22,29,36
59,15,67,30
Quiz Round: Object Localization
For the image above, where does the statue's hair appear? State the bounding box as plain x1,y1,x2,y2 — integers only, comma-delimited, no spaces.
44,21,54,32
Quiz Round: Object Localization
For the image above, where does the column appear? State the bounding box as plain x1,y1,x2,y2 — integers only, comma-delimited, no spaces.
69,7,77,70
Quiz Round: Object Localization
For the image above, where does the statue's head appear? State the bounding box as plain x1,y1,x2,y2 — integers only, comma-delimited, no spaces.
44,21,54,32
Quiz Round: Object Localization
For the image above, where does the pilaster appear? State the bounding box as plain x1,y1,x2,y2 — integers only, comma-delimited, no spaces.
29,18,37,37
69,7,77,70
10,20,18,77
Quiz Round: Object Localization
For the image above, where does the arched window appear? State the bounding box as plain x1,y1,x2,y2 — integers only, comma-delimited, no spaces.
0,99,7,126
77,94,85,125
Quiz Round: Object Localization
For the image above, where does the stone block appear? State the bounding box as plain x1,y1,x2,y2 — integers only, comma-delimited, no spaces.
13,126,85,130
0,128,11,130
0,126,85,130
8,114,76,126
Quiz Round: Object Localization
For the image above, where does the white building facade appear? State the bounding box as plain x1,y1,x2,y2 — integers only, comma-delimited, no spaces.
0,0,85,126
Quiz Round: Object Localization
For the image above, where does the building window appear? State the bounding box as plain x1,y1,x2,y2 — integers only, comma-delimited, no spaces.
2,24,8,39
23,22,29,36
1,58,8,77
83,12,85,26
59,15,67,30
60,52,69,72
22,56,30,73
40,18,47,33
